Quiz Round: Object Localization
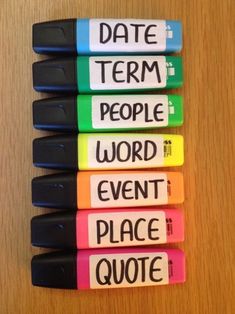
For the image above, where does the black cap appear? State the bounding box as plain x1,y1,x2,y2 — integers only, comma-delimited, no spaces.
33,19,77,55
32,172,77,209
33,58,77,93
31,211,77,249
33,134,78,170
32,251,77,289
33,96,78,132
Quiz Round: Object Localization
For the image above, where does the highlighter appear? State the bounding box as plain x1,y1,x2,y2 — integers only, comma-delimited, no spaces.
31,209,184,249
32,248,185,289
33,94,183,132
33,133,184,170
33,19,182,55
32,171,184,209
32,56,183,93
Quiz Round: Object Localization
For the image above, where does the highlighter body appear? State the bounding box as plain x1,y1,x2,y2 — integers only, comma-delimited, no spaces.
33,94,183,132
32,56,183,93
33,19,182,55
32,170,184,209
32,248,185,289
33,133,184,170
31,208,184,249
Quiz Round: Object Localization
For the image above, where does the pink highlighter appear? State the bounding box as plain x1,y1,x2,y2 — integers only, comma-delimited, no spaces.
31,208,184,249
32,248,185,289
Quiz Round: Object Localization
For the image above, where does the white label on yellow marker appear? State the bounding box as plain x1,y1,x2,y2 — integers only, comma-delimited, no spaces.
88,211,167,247
89,56,167,90
89,252,169,288
90,172,168,208
89,19,166,52
91,95,168,129
87,134,164,169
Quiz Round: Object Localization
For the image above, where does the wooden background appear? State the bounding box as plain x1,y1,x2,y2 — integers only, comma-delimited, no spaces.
0,0,234,313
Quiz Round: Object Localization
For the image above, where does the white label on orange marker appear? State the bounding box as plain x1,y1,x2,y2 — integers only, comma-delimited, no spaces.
88,211,167,247
90,172,168,208
89,19,167,52
91,95,168,129
89,56,167,90
87,134,164,169
89,252,169,288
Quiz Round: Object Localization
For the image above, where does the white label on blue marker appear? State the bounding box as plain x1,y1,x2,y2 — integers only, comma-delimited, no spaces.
89,19,166,52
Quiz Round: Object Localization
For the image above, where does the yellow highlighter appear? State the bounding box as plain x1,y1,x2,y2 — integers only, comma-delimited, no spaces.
33,133,184,170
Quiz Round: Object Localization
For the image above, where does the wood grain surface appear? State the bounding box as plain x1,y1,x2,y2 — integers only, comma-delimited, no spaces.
0,0,234,313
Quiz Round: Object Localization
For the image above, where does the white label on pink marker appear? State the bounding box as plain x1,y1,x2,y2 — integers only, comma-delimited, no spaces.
88,211,167,247
89,252,169,288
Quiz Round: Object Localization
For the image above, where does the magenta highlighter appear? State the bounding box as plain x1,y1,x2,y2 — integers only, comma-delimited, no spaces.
32,248,185,289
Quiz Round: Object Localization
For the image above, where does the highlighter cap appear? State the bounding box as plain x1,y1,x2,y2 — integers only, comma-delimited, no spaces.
33,19,77,55
33,135,78,170
31,212,77,248
32,172,77,209
33,96,78,132
32,58,77,93
32,251,77,289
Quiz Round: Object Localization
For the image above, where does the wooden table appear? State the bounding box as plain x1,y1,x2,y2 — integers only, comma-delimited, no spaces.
0,0,234,313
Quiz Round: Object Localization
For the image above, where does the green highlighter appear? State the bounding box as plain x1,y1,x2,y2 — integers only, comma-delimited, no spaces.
33,56,183,93
33,94,183,132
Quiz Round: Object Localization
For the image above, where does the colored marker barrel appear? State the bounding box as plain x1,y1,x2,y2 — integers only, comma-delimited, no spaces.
33,56,183,93
31,209,184,249
33,94,183,132
33,133,184,170
33,19,182,55
32,248,185,289
31,171,184,209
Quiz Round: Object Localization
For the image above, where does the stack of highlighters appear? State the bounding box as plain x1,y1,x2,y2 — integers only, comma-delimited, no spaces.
31,18,185,290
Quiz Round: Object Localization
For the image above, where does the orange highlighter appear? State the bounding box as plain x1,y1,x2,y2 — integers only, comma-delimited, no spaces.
32,170,184,209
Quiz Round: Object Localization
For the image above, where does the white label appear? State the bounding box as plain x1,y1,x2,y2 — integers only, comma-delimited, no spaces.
87,134,164,169
89,252,169,289
90,172,168,208
91,95,168,129
89,56,167,90
88,211,167,247
89,19,166,52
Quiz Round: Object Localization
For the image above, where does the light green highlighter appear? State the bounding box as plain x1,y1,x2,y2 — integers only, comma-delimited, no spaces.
33,94,183,132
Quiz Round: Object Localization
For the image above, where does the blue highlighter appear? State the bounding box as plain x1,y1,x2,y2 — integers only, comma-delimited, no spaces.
33,18,182,55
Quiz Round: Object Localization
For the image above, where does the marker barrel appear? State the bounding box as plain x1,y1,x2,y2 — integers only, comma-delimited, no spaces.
33,133,184,170
32,248,185,289
33,94,183,132
32,171,184,209
33,19,182,55
33,56,183,93
31,209,184,249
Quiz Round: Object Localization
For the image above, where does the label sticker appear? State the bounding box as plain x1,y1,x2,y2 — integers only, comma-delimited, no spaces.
89,19,167,52
88,211,167,247
89,56,167,90
90,172,168,208
91,95,168,129
89,252,169,288
87,134,164,169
